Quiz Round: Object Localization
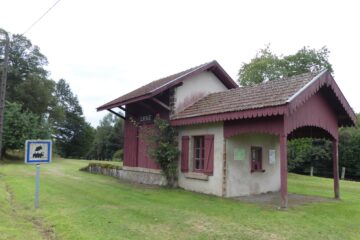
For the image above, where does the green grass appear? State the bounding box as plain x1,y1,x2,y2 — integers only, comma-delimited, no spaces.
0,158,359,240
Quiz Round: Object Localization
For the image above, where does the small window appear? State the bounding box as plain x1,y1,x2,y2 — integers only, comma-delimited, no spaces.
251,147,263,172
193,136,205,171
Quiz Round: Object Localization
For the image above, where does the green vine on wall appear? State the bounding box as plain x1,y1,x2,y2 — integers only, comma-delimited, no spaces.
147,116,180,187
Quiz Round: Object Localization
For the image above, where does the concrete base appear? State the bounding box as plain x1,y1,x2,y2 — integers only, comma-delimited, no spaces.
87,165,167,186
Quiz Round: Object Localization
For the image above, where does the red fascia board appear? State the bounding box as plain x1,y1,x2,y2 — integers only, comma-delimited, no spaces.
171,105,288,126
97,93,152,111
149,61,237,97
208,63,238,89
287,71,356,127
97,82,184,112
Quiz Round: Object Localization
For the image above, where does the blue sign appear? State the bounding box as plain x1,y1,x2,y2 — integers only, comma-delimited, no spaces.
25,140,52,164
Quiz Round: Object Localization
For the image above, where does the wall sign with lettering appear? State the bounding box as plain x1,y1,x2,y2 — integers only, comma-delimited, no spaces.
139,115,153,122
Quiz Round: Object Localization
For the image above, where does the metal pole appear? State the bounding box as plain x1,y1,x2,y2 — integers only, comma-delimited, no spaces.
35,164,40,208
0,29,10,160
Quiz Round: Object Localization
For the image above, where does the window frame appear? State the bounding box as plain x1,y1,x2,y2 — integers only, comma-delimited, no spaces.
250,146,265,173
193,136,205,172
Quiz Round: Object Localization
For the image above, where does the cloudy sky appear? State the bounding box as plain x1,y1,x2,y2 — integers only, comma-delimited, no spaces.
1,0,359,126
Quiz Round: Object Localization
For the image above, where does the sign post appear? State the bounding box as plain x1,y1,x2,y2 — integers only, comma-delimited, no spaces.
25,140,52,209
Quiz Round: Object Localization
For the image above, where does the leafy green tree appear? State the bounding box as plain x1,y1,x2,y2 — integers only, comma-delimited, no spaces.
51,79,94,158
87,114,123,160
238,45,333,86
1,102,50,157
339,114,360,179
288,138,332,176
5,34,55,116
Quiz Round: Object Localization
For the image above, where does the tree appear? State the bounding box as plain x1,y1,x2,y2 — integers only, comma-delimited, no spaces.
1,102,50,157
87,114,124,160
238,45,333,86
6,34,55,116
339,114,360,180
51,79,94,158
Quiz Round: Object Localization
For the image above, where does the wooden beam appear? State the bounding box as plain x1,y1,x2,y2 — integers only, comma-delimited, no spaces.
139,101,156,113
151,97,170,111
108,109,125,119
118,106,126,112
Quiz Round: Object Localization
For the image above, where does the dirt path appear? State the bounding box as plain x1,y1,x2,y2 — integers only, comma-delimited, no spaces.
2,175,58,240
235,192,335,208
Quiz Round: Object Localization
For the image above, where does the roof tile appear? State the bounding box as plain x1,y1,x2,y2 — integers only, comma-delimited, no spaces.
173,71,319,119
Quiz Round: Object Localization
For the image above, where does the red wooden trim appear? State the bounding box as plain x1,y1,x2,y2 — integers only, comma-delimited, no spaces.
285,92,339,140
171,106,287,126
280,134,288,208
333,139,340,199
181,136,190,172
150,60,238,96
204,135,214,175
288,71,356,127
123,119,138,167
224,116,283,138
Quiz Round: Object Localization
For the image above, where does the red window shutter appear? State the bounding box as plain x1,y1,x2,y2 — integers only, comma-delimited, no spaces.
204,135,214,175
181,136,190,172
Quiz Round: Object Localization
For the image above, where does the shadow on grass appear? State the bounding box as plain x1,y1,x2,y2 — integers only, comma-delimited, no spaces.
1,150,24,164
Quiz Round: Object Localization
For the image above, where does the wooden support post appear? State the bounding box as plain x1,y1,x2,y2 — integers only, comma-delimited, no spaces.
280,134,288,208
108,109,125,119
310,166,314,177
222,138,227,197
341,167,346,180
333,139,340,199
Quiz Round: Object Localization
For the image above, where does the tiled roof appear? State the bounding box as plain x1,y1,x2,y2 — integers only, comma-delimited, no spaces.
173,71,320,119
97,60,238,111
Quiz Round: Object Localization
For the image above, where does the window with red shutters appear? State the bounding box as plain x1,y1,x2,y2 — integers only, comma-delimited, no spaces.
192,135,214,175
251,146,264,172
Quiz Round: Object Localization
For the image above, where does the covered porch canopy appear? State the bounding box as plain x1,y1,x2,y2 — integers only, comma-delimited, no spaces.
172,70,356,208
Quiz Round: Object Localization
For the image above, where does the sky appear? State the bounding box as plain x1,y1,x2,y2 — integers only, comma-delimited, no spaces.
1,0,360,127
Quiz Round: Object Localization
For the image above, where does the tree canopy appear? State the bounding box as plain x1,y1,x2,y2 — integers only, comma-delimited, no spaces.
238,45,333,86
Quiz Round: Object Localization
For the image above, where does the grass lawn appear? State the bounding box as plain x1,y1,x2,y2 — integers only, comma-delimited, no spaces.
0,158,359,240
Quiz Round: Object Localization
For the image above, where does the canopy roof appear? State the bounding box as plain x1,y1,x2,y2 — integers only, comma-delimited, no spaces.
172,70,356,127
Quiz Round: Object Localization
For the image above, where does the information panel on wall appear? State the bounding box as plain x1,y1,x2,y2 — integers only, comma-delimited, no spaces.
234,148,245,161
269,149,276,164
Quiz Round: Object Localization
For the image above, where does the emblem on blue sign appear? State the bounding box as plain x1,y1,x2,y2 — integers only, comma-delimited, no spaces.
25,140,52,164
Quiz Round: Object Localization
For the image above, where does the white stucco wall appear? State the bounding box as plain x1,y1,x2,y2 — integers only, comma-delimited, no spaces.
178,123,224,196
226,133,280,197
174,71,228,113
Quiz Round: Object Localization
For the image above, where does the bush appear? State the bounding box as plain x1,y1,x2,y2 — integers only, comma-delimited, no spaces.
112,149,123,162
79,162,122,171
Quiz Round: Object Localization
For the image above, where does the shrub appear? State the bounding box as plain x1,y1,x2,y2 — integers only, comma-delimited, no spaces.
112,149,123,162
